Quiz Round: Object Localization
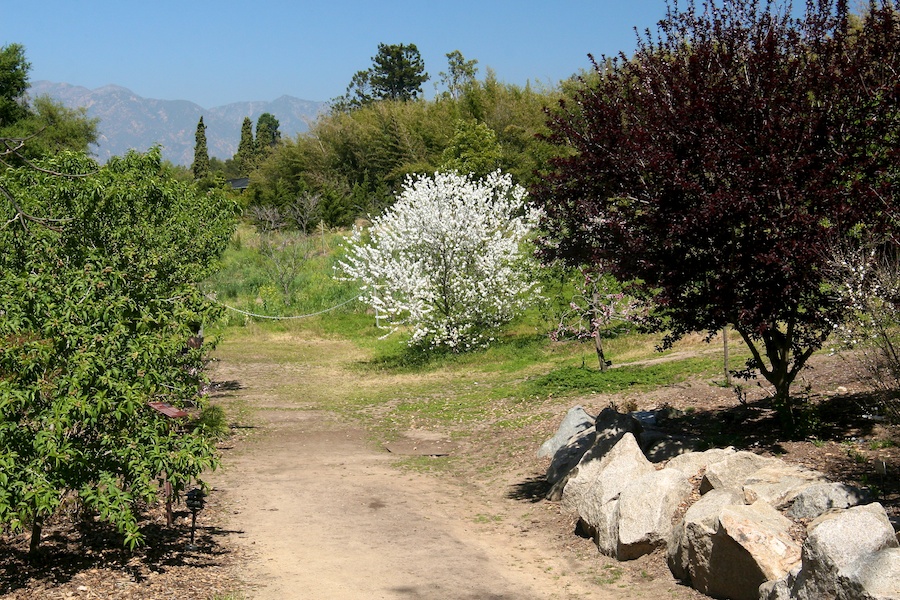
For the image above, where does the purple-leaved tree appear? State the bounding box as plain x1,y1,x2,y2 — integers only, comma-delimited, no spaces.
534,0,899,432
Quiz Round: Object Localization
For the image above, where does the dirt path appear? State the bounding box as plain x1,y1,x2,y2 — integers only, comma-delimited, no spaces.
206,330,704,600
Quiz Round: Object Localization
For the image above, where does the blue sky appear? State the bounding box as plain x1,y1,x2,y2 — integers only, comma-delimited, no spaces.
3,1,672,108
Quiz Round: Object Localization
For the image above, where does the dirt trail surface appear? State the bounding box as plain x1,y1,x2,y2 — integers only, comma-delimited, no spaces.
207,330,704,600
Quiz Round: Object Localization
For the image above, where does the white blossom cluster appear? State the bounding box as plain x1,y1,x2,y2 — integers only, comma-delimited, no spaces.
338,170,541,351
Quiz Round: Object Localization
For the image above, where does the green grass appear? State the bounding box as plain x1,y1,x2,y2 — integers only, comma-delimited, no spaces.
205,223,757,440
522,356,726,398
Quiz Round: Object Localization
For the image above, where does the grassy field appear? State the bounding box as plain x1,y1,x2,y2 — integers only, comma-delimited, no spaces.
203,224,753,446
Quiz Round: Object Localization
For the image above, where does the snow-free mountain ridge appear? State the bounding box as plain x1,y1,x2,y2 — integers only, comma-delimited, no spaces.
28,81,327,166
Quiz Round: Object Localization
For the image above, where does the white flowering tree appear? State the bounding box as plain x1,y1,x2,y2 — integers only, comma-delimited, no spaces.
339,170,541,351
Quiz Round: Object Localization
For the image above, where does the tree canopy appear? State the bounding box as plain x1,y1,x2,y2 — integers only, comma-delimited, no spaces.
533,0,900,431
192,116,210,180
0,43,30,126
0,44,98,157
333,43,429,110
0,147,237,551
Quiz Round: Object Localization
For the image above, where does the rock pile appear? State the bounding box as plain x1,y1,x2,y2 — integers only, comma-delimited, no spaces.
541,406,900,600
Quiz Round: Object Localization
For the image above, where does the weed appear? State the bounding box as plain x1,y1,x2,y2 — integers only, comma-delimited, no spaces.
869,439,897,450
473,513,503,524
593,564,623,585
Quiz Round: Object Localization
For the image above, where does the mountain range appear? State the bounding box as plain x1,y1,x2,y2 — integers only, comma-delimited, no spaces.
28,81,327,166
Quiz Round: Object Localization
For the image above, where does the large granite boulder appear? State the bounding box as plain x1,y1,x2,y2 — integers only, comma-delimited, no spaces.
699,450,775,494
742,462,830,508
666,447,737,478
787,482,868,520
614,467,692,560
538,405,594,459
546,406,643,501
561,432,655,555
668,488,746,583
770,503,900,600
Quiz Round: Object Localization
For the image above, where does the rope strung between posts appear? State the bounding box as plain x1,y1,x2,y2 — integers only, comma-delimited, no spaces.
206,294,361,320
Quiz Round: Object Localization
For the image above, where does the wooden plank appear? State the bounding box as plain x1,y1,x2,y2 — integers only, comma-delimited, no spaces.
148,401,189,419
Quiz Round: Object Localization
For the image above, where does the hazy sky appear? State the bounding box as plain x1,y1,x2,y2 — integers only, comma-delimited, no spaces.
3,0,672,107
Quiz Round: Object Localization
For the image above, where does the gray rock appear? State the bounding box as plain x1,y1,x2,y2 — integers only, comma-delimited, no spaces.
614,468,692,560
546,407,643,501
705,501,801,600
668,488,745,583
666,447,737,478
547,427,596,502
586,407,645,461
742,463,830,508
639,430,704,463
787,482,868,520
759,566,801,600
855,547,900,599
699,450,774,494
561,432,655,555
790,503,899,600
669,494,800,600
538,405,594,458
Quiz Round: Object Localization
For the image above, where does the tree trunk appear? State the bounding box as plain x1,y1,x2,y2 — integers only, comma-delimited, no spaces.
29,515,43,557
594,328,608,372
723,325,732,386
735,325,812,436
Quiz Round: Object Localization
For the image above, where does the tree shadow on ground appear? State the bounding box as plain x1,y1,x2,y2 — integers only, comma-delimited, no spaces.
0,504,239,594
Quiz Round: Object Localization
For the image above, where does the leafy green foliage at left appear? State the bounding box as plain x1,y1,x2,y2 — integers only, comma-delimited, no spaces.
0,43,30,127
0,43,98,159
0,148,237,551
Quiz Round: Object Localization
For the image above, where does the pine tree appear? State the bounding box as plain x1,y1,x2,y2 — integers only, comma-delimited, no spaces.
191,116,210,180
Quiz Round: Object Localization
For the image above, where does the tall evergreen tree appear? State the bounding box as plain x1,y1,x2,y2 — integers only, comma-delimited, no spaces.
332,43,429,110
256,112,281,149
370,43,429,101
191,116,210,180
234,116,256,175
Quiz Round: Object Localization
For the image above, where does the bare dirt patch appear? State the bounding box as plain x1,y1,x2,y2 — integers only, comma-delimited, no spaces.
2,335,896,600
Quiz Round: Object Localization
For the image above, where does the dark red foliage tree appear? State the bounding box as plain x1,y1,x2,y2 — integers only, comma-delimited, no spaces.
534,0,899,431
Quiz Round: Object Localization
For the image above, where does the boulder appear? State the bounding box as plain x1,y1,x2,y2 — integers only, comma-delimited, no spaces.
546,407,643,501
639,430,704,463
787,482,868,520
742,463,830,508
681,501,801,600
538,405,594,459
668,488,745,583
666,447,737,478
584,407,644,461
545,426,596,499
699,450,774,494
561,433,655,555
855,547,900,599
786,502,899,600
614,468,692,560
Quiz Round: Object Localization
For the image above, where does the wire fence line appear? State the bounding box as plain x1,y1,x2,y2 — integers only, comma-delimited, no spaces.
206,294,362,320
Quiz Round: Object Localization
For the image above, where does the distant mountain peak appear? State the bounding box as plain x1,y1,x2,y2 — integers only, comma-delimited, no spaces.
29,81,326,165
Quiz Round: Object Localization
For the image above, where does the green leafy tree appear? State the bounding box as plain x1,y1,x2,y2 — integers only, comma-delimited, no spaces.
370,43,429,101
0,45,97,157
333,43,429,110
234,116,256,175
255,112,281,149
1,96,99,159
534,0,900,432
439,119,502,177
439,50,478,100
0,43,30,126
191,116,210,180
0,146,237,553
